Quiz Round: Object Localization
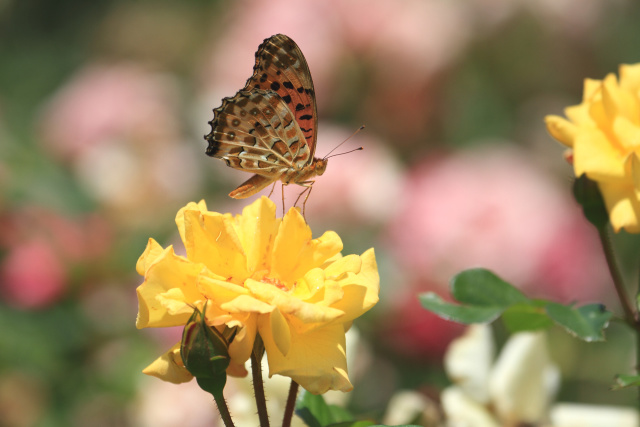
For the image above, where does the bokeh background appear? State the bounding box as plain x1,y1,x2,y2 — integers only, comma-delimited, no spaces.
3,0,640,425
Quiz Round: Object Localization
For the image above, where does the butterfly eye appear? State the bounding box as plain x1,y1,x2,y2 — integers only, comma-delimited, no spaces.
227,131,236,140
264,108,272,116
250,109,259,116
232,119,240,127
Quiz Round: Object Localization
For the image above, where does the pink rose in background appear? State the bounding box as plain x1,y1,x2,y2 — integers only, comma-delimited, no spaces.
382,280,467,360
38,63,202,225
197,0,341,119
0,207,113,309
387,144,611,304
39,63,182,159
380,144,612,359
0,239,66,309
301,126,403,226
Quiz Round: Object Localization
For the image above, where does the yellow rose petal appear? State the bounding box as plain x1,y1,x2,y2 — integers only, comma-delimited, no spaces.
197,274,249,304
227,315,258,369
261,321,352,394
631,153,640,191
234,197,280,275
183,209,249,281
136,246,204,329
329,249,380,323
565,103,596,129
271,208,343,283
599,180,640,233
613,116,640,149
583,78,602,102
573,131,626,179
270,308,292,356
602,73,640,125
620,63,640,94
175,200,208,245
245,278,343,324
156,288,195,317
136,238,165,276
544,115,578,147
142,343,193,384
221,294,274,314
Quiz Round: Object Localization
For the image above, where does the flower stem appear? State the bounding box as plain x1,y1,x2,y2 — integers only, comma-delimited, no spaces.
598,229,636,327
214,393,235,427
251,339,270,427
598,228,640,417
282,381,299,427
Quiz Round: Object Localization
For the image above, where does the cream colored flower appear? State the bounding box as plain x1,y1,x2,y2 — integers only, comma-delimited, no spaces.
442,325,639,426
442,325,560,426
135,197,379,394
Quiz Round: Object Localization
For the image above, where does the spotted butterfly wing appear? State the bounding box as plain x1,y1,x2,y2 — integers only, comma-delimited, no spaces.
242,34,318,157
205,34,323,199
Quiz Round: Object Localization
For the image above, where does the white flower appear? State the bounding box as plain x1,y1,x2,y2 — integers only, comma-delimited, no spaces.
442,324,560,425
441,325,639,427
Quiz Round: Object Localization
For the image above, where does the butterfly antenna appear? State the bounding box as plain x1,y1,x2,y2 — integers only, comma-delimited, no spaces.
323,125,365,160
325,147,363,159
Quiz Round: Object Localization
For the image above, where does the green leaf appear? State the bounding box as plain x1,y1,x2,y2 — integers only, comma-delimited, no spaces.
545,303,612,342
612,374,640,390
573,175,609,230
418,292,504,324
296,391,353,427
502,302,554,332
327,421,376,427
451,269,528,307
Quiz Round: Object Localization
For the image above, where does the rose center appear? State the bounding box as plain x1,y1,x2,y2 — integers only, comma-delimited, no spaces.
259,276,288,291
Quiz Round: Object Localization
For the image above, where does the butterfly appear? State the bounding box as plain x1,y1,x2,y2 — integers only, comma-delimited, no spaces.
205,34,325,210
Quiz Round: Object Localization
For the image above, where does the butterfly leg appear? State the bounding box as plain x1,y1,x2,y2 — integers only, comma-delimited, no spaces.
294,181,315,218
281,183,286,216
268,181,277,198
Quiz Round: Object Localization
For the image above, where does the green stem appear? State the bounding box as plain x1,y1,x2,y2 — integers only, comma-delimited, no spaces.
598,229,636,327
214,393,235,427
598,227,640,417
282,381,299,427
251,341,270,427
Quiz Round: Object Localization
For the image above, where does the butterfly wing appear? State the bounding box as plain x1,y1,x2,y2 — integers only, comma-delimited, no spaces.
243,34,318,162
206,89,310,180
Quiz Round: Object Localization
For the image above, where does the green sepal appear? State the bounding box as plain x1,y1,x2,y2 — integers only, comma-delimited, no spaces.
180,302,231,397
572,174,609,230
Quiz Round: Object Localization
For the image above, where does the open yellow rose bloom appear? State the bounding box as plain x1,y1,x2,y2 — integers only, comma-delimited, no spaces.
135,197,379,394
546,63,640,233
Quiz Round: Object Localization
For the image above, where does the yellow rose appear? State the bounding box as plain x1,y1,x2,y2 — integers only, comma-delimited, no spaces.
135,197,379,394
545,63,640,233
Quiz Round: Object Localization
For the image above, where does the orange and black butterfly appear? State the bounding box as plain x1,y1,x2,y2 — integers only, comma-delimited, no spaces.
205,34,325,208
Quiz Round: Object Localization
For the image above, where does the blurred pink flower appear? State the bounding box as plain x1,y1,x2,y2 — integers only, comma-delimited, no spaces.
0,207,113,309
331,0,471,79
197,0,474,150
39,63,181,159
39,63,202,224
1,239,66,309
302,127,403,225
386,145,612,306
198,0,341,119
382,281,466,360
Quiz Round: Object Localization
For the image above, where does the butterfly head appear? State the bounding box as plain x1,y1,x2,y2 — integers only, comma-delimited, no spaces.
313,157,328,176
